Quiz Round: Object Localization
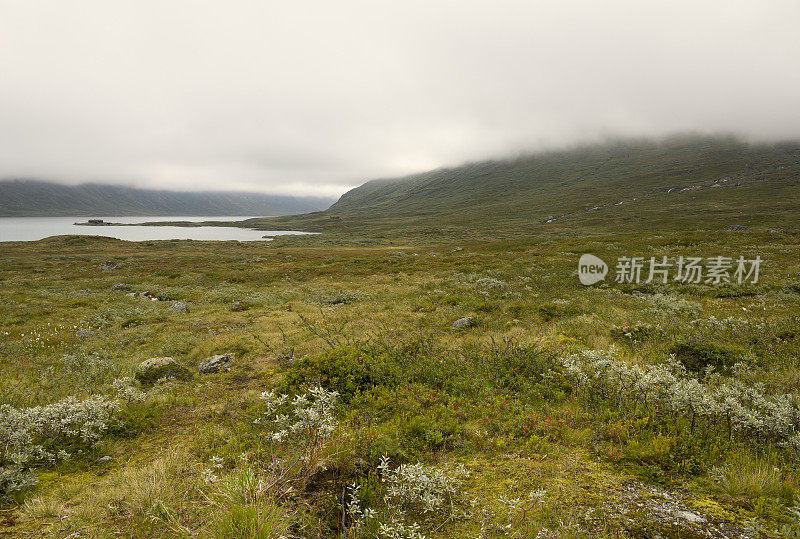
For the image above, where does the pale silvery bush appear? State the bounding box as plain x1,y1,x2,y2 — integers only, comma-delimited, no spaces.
0,394,121,502
255,386,339,489
378,456,469,515
690,315,764,332
202,455,225,484
257,386,338,442
38,354,120,395
111,377,147,404
445,273,508,292
645,293,701,316
474,277,508,292
564,348,800,457
378,520,427,539
348,456,470,538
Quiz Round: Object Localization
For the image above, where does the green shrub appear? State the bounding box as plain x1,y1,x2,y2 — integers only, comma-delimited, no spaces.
283,347,401,402
401,406,461,454
669,340,743,373
466,341,566,398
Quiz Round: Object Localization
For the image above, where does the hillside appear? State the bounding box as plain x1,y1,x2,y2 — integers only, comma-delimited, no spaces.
0,180,336,217
249,136,800,236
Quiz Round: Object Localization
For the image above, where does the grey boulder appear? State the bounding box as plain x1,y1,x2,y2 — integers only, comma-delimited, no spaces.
199,354,232,375
452,316,475,330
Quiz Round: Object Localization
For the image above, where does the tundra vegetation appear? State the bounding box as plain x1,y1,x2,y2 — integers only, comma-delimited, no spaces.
1,226,799,537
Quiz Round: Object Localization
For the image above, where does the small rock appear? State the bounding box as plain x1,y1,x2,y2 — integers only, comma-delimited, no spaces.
126,292,139,298
229,301,248,312
672,509,706,524
452,247,463,252
452,316,475,330
135,356,193,386
172,301,189,313
199,354,231,375
99,261,119,270
111,283,131,291
96,455,112,463
769,229,785,234
723,225,749,232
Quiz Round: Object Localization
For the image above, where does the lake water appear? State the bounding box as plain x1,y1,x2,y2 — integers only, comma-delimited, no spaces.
0,216,316,242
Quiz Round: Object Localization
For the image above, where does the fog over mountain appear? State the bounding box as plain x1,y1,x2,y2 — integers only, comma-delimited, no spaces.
1,1,799,197
0,180,335,217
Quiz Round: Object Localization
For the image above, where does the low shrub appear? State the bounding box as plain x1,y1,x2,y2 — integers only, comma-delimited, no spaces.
0,394,122,503
669,340,743,373
610,322,663,344
401,406,462,454
134,358,193,387
564,348,800,457
347,456,470,536
645,293,702,316
255,386,339,490
282,347,401,402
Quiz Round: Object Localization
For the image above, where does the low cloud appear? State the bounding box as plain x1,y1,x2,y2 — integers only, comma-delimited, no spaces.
1,0,798,195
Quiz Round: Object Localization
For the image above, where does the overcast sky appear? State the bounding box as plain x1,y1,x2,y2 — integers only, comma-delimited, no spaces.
1,1,799,196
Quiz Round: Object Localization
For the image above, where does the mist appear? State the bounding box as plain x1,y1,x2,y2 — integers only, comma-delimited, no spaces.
1,0,798,196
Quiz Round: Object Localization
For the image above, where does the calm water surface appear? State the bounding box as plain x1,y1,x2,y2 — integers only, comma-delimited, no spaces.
0,216,315,242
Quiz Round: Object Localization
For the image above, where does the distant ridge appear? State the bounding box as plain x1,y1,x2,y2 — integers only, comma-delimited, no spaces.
0,180,336,217
250,135,800,235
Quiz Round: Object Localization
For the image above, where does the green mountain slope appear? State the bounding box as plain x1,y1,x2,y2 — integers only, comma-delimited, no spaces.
0,180,336,217
251,135,800,236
